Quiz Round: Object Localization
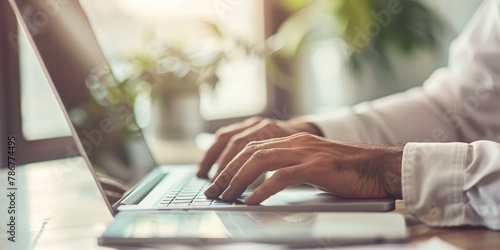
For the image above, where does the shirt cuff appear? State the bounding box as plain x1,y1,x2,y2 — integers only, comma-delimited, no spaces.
402,142,469,226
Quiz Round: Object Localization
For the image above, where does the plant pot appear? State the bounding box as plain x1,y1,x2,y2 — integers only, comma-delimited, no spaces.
150,90,204,140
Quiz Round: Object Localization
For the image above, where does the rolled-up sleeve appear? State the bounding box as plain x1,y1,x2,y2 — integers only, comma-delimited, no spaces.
402,141,500,230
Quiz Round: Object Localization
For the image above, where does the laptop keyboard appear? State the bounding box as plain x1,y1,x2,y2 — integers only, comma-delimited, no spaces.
157,176,245,208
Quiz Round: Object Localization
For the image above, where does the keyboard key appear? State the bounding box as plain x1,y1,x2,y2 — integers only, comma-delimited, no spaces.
157,176,216,208
194,197,213,201
172,200,191,204
190,201,213,206
178,196,197,200
182,189,200,192
167,203,190,207
179,192,198,196
173,197,193,201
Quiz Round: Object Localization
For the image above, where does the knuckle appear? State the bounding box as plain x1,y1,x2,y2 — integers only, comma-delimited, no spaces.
252,149,268,160
255,148,278,160
216,171,231,186
297,132,312,138
224,166,238,176
295,132,317,141
210,181,225,194
245,141,261,150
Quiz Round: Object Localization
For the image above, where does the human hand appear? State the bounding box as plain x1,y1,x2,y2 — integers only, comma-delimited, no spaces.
197,117,322,181
203,133,403,205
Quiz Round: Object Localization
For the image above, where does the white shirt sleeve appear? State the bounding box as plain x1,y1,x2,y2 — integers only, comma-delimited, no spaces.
308,0,500,144
307,0,500,229
403,141,500,230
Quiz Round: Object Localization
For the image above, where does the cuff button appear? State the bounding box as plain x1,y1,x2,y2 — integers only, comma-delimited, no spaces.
427,204,442,220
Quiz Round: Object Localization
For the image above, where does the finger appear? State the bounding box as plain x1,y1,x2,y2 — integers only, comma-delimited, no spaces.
197,117,263,177
245,165,307,205
211,120,287,181
205,133,306,198
220,148,302,201
210,130,256,182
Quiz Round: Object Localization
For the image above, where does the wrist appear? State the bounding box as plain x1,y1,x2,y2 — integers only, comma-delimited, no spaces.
380,146,404,199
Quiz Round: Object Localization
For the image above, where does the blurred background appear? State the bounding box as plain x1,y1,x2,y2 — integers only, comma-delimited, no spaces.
0,0,484,165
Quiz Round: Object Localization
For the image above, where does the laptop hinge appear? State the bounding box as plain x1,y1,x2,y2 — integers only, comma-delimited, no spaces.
120,173,166,205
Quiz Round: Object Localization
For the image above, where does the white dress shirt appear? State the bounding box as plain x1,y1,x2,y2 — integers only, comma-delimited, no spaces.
308,0,500,230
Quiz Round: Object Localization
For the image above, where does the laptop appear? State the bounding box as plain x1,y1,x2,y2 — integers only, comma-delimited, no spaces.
9,0,395,215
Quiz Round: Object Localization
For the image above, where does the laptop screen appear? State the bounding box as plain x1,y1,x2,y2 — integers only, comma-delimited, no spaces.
11,0,157,198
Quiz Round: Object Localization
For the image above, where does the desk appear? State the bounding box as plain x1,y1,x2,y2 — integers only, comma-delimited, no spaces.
1,158,499,250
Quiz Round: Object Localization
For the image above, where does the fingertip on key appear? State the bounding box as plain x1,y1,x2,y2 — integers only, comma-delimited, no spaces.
245,194,257,205
204,187,213,196
204,185,218,198
220,189,232,201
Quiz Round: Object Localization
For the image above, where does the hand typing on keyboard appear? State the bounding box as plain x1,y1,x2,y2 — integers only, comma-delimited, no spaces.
197,117,321,181
199,125,403,205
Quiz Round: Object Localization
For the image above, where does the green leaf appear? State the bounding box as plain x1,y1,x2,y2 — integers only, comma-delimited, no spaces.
339,0,373,53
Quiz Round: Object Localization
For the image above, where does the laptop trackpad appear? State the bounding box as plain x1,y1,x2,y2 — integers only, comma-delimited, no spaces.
258,186,394,211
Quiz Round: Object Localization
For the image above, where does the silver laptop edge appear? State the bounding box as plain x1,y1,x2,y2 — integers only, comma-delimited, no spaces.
9,0,118,214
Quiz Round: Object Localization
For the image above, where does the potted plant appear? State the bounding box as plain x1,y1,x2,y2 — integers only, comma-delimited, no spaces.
92,22,258,140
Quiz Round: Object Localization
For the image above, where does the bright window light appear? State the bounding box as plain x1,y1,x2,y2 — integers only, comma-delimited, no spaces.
81,0,267,120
